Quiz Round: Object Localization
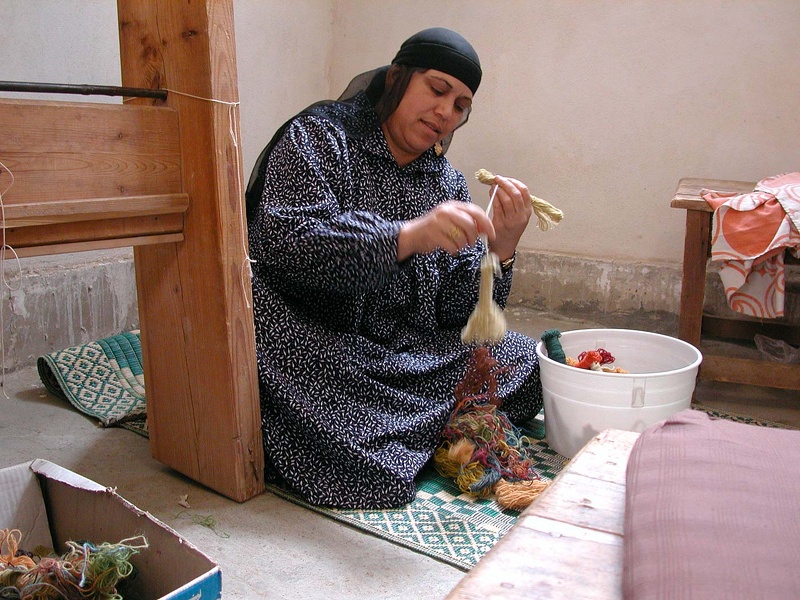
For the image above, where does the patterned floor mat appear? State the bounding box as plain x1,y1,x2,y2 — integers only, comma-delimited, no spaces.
37,331,146,428
36,333,566,570
266,416,567,571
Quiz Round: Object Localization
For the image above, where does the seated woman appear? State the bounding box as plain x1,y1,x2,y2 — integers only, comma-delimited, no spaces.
246,27,542,509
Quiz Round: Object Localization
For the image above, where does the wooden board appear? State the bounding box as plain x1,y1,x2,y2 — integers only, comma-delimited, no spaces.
0,99,188,255
0,99,181,202
669,177,754,211
446,429,640,600
117,0,263,502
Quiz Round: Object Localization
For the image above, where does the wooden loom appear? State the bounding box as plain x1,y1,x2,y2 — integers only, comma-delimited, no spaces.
0,0,264,502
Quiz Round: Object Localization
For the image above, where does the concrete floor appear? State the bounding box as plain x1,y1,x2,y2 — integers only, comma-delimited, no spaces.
1,306,798,599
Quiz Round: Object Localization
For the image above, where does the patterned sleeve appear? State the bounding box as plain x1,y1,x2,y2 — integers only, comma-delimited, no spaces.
249,116,402,299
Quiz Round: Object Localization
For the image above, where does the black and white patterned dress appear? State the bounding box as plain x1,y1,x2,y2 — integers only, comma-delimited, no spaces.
248,91,542,509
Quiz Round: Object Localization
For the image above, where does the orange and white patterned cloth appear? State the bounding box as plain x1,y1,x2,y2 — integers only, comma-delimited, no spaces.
702,172,800,318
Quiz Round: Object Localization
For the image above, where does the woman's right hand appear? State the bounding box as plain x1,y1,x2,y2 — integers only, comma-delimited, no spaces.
397,200,495,262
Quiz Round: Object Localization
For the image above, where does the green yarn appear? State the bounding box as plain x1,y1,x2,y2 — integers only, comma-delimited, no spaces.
0,533,147,600
541,329,566,364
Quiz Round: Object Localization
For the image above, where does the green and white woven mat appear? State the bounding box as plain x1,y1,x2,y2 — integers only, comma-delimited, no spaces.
37,331,147,434
266,417,567,571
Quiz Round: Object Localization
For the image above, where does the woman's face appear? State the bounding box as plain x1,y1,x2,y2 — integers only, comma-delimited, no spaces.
382,69,473,167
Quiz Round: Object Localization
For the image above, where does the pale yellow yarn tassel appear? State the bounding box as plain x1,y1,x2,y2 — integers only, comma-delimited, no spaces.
461,243,507,345
475,168,564,231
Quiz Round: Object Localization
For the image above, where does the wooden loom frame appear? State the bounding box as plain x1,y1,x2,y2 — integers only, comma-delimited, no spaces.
0,0,264,502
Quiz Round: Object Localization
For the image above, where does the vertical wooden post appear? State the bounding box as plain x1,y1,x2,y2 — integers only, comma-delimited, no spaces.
677,209,711,348
117,0,263,501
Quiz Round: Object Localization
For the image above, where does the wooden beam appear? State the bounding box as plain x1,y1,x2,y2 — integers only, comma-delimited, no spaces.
118,0,263,502
700,355,800,390
677,209,711,346
3,194,188,227
0,99,181,202
670,177,754,211
5,234,185,259
702,313,800,346
0,100,187,255
4,213,185,256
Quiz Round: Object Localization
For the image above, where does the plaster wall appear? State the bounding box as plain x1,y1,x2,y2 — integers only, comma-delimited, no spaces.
4,1,798,265
1,1,798,368
326,1,800,264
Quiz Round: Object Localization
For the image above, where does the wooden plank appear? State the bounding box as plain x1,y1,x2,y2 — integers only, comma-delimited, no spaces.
447,429,639,600
670,177,754,211
3,194,188,226
118,0,263,502
700,354,800,390
448,522,623,600
0,101,186,256
5,234,184,259
0,99,181,202
702,313,800,345
3,214,184,255
518,472,626,537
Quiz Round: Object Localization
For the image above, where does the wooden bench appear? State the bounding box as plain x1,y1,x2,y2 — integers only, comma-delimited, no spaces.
446,429,640,599
0,0,263,502
671,178,800,391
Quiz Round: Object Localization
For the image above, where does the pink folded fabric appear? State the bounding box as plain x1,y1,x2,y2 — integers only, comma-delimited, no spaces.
702,172,800,318
624,409,800,599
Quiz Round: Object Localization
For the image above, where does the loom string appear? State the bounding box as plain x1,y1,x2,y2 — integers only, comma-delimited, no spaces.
125,88,256,308
0,159,22,400
162,88,255,308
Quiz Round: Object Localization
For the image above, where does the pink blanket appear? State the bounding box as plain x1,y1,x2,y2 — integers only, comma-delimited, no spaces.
702,172,800,318
624,409,800,599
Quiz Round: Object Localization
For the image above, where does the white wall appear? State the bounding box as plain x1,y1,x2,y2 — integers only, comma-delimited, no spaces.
327,1,800,264
1,1,120,102
2,0,799,268
234,0,334,189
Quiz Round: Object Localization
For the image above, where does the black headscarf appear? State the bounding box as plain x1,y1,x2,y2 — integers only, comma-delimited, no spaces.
391,27,481,95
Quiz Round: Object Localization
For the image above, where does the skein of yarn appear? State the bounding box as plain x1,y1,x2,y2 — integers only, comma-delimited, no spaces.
0,529,148,600
475,169,564,231
541,329,567,364
460,250,507,345
461,184,507,346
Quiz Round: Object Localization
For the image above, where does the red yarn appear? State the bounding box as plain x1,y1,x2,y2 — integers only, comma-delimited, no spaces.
573,350,602,369
574,347,616,369
452,345,509,411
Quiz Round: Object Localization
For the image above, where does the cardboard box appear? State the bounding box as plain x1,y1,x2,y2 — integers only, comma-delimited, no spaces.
0,459,221,599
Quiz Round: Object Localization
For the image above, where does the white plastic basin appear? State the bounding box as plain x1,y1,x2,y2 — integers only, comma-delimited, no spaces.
535,328,702,458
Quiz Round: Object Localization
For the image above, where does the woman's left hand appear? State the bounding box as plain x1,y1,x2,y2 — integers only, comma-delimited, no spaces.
487,175,533,261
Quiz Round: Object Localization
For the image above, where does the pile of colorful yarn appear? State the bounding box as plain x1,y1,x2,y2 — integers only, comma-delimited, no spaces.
0,528,148,600
541,329,629,373
434,346,548,510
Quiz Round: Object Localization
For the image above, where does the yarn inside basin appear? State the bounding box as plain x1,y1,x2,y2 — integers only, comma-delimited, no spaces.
535,328,702,458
